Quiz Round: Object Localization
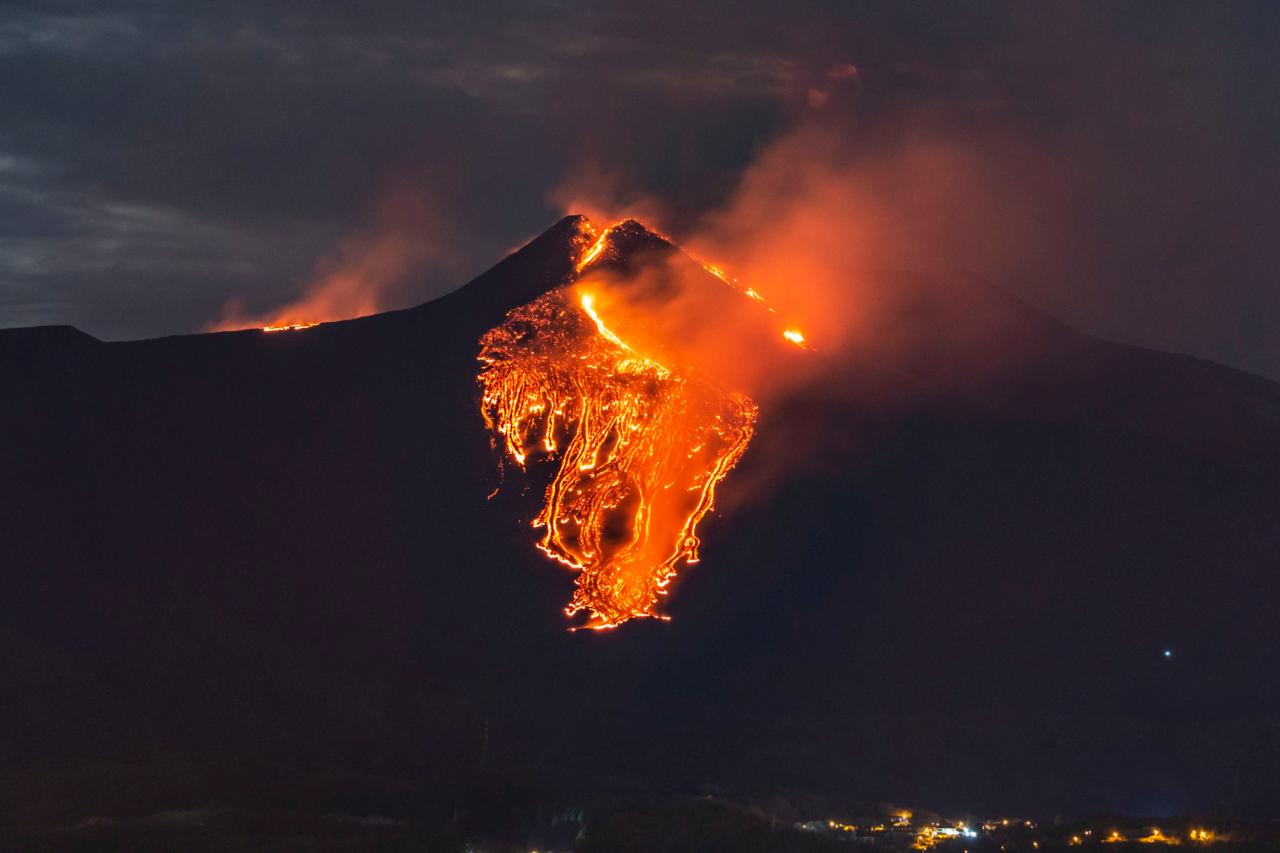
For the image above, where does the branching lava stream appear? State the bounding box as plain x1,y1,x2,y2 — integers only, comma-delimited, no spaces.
477,222,764,629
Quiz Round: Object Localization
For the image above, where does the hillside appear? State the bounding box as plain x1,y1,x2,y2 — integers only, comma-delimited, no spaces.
1,216,1277,828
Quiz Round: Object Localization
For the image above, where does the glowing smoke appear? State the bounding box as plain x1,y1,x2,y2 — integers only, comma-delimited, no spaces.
210,193,446,332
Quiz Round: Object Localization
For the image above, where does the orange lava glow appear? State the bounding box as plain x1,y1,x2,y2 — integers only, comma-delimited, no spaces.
210,191,441,334
667,235,808,348
477,222,762,629
261,322,320,332
574,226,614,272
577,220,807,349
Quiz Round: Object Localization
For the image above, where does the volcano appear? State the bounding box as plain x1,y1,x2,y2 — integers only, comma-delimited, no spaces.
2,216,1279,830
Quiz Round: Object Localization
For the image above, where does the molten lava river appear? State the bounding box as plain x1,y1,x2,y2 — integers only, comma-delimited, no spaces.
478,222,800,629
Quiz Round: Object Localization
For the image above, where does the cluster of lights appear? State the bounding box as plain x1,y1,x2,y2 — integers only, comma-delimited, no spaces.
1139,827,1178,845
809,813,1224,849
914,824,979,850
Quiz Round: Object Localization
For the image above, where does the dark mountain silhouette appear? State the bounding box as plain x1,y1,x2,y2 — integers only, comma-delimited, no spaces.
2,216,1278,832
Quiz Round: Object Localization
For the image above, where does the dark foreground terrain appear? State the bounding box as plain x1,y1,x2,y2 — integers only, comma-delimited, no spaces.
2,218,1278,847
7,787,1280,853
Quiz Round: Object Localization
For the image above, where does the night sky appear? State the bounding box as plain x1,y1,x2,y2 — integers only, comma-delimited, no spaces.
2,1,1278,378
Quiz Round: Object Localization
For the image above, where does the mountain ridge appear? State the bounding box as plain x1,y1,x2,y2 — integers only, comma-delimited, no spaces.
2,216,1278,819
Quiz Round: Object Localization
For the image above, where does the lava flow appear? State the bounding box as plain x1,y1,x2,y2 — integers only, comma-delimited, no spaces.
477,221,768,629
261,322,320,332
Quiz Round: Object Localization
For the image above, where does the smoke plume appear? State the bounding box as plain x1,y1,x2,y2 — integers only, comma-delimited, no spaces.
210,192,447,331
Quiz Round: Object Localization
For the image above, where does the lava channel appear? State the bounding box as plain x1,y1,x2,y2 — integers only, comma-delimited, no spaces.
478,277,758,630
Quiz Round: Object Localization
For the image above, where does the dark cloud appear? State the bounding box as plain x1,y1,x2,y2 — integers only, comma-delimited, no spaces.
0,1,1277,377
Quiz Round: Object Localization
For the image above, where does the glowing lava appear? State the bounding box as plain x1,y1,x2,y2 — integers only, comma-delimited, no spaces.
477,224,762,629
476,218,818,628
575,220,807,348
575,229,612,272
261,322,320,332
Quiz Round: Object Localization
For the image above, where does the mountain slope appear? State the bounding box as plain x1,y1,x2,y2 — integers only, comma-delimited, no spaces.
1,216,1277,824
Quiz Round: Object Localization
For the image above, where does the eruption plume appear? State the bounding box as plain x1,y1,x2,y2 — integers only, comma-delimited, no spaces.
477,219,785,629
